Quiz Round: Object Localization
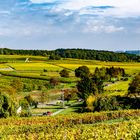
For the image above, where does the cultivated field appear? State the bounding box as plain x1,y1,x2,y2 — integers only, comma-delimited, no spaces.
0,54,140,139
0,110,140,139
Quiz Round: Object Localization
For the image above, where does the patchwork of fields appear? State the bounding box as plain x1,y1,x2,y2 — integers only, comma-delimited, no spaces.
0,55,140,74
0,55,139,93
0,55,140,139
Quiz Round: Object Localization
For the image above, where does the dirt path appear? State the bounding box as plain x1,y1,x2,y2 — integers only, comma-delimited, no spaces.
0,67,14,71
51,109,65,116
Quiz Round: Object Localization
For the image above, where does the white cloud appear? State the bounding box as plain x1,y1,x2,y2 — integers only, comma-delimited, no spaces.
30,0,140,17
0,10,11,15
85,25,124,33
59,0,139,10
58,0,140,17
104,26,124,33
83,20,124,33
30,0,58,3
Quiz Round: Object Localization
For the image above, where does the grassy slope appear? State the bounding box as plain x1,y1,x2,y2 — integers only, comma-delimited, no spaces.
104,80,131,96
0,55,140,139
0,55,139,98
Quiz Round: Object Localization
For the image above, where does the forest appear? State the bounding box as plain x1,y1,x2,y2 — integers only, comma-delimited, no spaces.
0,48,140,62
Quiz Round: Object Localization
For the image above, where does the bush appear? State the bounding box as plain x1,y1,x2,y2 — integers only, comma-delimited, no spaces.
10,79,23,92
128,73,140,96
86,95,96,112
49,77,59,86
43,69,47,72
59,69,70,78
94,96,119,111
75,66,90,78
93,95,140,112
0,94,16,118
20,110,32,117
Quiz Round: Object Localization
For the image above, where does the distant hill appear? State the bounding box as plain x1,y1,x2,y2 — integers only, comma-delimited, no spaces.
0,48,139,62
125,50,140,55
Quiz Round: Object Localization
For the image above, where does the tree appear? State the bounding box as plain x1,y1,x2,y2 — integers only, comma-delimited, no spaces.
49,54,61,60
77,76,98,100
92,76,104,94
75,66,90,78
59,69,70,78
128,73,140,96
0,93,16,118
0,48,139,62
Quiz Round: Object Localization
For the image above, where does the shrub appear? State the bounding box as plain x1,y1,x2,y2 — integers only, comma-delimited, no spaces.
93,95,140,112
86,95,96,112
75,66,90,78
20,110,32,117
59,69,70,78
49,77,59,86
128,73,140,96
10,79,23,92
94,96,119,111
0,94,16,118
43,69,47,72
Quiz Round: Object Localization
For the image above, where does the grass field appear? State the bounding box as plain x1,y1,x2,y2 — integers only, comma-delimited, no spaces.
104,80,131,96
0,55,48,62
8,62,62,71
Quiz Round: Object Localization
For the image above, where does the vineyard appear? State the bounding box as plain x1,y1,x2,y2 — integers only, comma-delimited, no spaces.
0,55,140,139
0,110,140,139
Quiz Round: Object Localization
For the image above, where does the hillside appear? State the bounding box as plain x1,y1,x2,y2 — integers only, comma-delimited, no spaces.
0,54,139,140
0,48,140,62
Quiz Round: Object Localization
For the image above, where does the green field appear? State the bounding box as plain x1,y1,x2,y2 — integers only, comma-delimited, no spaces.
0,55,48,62
104,80,131,96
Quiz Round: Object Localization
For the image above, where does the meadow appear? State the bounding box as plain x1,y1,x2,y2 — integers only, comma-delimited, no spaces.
104,80,131,96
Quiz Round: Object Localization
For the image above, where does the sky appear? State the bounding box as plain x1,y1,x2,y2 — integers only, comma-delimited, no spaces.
0,0,140,51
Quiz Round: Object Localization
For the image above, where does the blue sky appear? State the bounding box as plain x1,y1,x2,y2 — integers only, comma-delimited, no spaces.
0,0,140,51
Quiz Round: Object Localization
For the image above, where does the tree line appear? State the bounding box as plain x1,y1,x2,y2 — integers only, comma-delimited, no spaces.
0,48,140,62
55,49,140,62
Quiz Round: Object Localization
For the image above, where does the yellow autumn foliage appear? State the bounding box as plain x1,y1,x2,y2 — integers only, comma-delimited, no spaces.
86,95,96,111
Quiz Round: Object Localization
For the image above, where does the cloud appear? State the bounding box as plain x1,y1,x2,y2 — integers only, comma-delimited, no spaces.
30,0,140,18
83,20,124,33
30,0,60,4
0,10,11,15
0,0,139,50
